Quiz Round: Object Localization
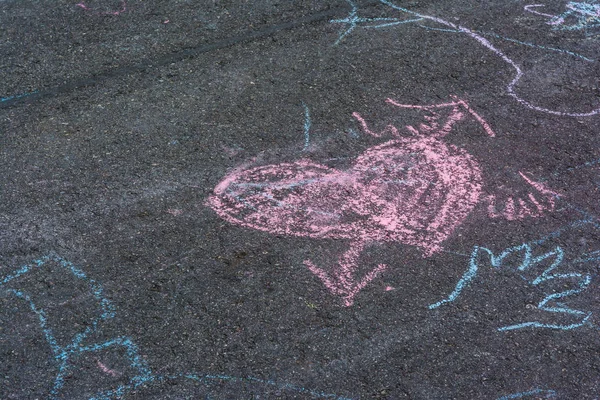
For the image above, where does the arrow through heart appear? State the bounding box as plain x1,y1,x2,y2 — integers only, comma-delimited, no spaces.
304,240,387,306
206,97,556,306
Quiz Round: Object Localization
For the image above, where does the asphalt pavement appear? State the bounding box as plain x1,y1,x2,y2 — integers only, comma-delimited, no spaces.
2,0,600,398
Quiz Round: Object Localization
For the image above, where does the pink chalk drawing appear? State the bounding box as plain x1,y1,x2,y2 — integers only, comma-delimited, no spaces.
484,172,559,221
96,360,120,377
166,208,183,216
206,97,557,306
76,0,126,15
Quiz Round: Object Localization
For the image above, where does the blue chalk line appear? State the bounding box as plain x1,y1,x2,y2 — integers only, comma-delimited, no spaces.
497,388,557,399
428,246,484,309
1,255,354,399
476,30,594,62
1,90,38,102
330,0,422,45
572,249,600,264
344,5,594,61
539,156,600,181
302,101,311,151
1,255,116,397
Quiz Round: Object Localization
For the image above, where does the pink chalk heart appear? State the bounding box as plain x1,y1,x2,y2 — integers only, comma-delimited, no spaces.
207,136,482,257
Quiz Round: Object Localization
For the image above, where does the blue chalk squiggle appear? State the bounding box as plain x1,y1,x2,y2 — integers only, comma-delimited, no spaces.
428,246,484,309
330,0,422,45
548,1,600,37
411,24,594,62
1,255,116,397
429,243,593,331
333,0,600,116
476,30,594,62
90,372,353,400
0,255,354,399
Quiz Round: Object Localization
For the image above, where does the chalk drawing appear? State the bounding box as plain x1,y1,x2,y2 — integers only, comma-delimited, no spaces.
96,360,120,377
0,255,353,399
416,22,595,62
525,4,558,19
546,156,600,179
76,0,127,15
484,172,559,221
207,98,557,306
540,1,600,36
468,28,594,62
333,0,600,117
0,255,116,398
1,90,38,103
330,0,423,45
430,242,593,331
90,372,354,400
303,102,312,151
497,388,557,399
572,249,600,264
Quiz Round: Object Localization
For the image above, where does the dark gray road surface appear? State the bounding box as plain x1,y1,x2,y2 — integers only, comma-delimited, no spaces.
2,0,600,398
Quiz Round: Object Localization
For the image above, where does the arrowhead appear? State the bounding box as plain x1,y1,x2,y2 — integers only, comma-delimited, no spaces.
304,255,387,307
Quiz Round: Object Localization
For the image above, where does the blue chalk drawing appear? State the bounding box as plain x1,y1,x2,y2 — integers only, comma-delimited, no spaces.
572,249,600,264
1,255,117,398
428,246,482,310
332,0,600,116
333,0,594,61
90,372,353,400
302,101,311,151
330,0,422,45
416,24,462,34
0,255,354,400
497,388,557,399
1,90,39,103
530,218,594,246
347,128,360,138
429,243,593,331
548,1,600,37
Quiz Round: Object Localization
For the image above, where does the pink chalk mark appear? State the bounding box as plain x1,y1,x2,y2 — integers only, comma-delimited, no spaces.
166,208,183,216
504,198,517,221
76,0,126,15
305,241,387,306
96,360,119,377
385,286,395,291
386,96,496,138
519,171,559,198
352,112,400,138
484,172,558,220
222,145,242,156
